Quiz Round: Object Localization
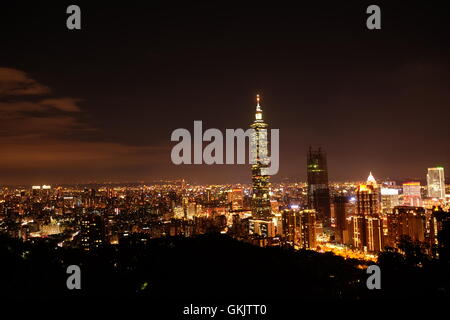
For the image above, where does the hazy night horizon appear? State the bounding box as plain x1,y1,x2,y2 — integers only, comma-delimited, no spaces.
1,1,449,185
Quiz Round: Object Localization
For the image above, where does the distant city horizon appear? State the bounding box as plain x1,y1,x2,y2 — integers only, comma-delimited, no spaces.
2,172,447,188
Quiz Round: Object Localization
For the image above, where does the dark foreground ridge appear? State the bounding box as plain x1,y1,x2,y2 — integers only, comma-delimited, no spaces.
1,233,449,300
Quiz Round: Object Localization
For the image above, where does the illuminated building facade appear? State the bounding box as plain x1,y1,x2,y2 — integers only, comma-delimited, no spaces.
349,214,383,252
427,167,446,199
281,208,316,249
381,188,399,214
366,215,383,252
79,212,106,251
282,209,300,245
355,180,379,216
251,95,272,220
349,215,365,249
349,173,384,252
249,219,275,238
307,147,331,227
228,188,244,210
300,209,317,249
386,206,426,247
402,182,422,207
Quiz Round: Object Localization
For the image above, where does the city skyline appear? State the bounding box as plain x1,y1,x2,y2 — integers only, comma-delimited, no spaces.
1,2,450,185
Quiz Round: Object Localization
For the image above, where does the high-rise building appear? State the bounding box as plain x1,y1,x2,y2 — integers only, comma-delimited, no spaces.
282,209,300,245
349,215,365,250
429,207,450,251
381,188,399,214
333,195,348,243
307,147,331,227
251,95,272,220
281,208,316,249
355,182,379,216
79,212,106,251
427,167,446,199
402,182,422,207
349,213,384,252
228,188,244,210
365,215,383,252
300,209,317,249
349,173,384,252
249,219,275,238
387,206,426,247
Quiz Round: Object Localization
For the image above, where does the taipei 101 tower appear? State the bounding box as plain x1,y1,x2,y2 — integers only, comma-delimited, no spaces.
250,95,272,220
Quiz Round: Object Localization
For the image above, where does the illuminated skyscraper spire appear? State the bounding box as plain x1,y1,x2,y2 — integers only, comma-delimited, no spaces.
367,171,378,187
255,94,264,122
251,94,271,220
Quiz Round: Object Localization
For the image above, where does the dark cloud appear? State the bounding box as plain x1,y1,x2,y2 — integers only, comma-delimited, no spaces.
0,68,168,184
0,67,50,96
0,71,87,137
40,98,82,112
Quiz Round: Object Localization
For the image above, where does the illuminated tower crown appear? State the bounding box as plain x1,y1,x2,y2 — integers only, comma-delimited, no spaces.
255,94,264,122
250,94,271,220
367,171,378,188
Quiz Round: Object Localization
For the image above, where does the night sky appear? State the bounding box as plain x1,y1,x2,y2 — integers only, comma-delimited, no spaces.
0,1,449,185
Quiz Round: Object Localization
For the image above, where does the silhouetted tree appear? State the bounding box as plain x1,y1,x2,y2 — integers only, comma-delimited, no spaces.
397,235,430,267
436,211,450,263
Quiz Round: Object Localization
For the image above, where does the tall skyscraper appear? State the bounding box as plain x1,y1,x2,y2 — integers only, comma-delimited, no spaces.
307,147,331,227
251,94,272,220
427,167,446,199
356,174,380,216
349,173,384,252
333,195,348,243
